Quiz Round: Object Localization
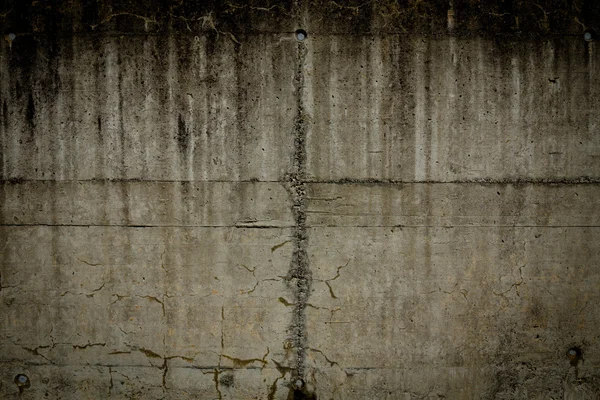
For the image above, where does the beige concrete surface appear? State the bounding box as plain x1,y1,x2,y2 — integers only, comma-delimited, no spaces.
1,1,599,399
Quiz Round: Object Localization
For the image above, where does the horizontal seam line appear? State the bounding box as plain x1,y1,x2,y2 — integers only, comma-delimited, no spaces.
1,224,598,228
1,179,599,185
0,224,291,228
306,225,600,228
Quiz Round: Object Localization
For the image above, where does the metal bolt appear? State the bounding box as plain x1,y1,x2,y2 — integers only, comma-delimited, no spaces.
14,374,30,388
8,33,16,41
295,29,307,41
584,31,594,42
567,347,582,366
295,379,303,389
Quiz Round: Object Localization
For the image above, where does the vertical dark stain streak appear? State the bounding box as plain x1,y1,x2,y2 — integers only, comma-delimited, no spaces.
177,113,189,154
26,94,35,129
0,100,7,179
390,39,413,179
175,39,192,168
233,38,247,179
117,47,126,177
25,93,35,143
563,39,573,123
1,101,7,130
205,32,217,140
200,32,217,179
424,40,432,181
9,36,38,165
365,37,372,177
94,37,105,182
312,38,331,177
63,34,76,177
94,39,110,222
15,81,22,99
117,43,130,225
46,36,59,180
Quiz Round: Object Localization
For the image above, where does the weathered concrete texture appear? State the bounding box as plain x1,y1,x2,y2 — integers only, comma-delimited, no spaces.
1,1,600,399
0,33,295,181
306,222,600,399
1,226,295,398
306,183,600,227
0,13,301,397
306,36,600,181
299,31,600,399
0,181,292,227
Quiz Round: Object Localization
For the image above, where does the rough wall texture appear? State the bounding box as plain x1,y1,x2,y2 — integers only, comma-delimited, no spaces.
1,1,599,399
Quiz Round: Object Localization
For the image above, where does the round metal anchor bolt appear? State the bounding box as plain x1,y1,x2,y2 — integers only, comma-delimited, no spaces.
14,374,30,389
584,30,595,42
295,29,307,41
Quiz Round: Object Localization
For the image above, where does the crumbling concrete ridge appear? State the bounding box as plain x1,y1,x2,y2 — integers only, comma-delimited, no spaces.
1,1,600,399
286,35,312,392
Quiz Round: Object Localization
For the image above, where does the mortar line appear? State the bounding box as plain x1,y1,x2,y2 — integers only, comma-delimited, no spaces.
286,34,311,384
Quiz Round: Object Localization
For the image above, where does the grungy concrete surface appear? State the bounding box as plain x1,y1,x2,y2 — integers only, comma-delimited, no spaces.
1,1,600,399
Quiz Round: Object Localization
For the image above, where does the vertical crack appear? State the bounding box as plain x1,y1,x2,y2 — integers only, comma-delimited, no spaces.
286,35,311,384
108,366,113,395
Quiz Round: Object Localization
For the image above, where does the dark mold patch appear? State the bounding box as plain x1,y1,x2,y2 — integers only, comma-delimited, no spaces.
288,382,317,400
1,0,592,35
8,35,37,82
218,373,234,387
582,0,600,32
81,0,100,29
5,1,33,33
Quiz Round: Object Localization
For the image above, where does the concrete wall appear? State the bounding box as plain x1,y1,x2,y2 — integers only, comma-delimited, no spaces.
1,1,600,399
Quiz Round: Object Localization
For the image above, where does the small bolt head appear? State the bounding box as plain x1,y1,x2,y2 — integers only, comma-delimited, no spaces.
14,374,30,388
295,379,303,389
584,31,594,42
8,33,16,41
567,347,582,366
295,29,307,41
